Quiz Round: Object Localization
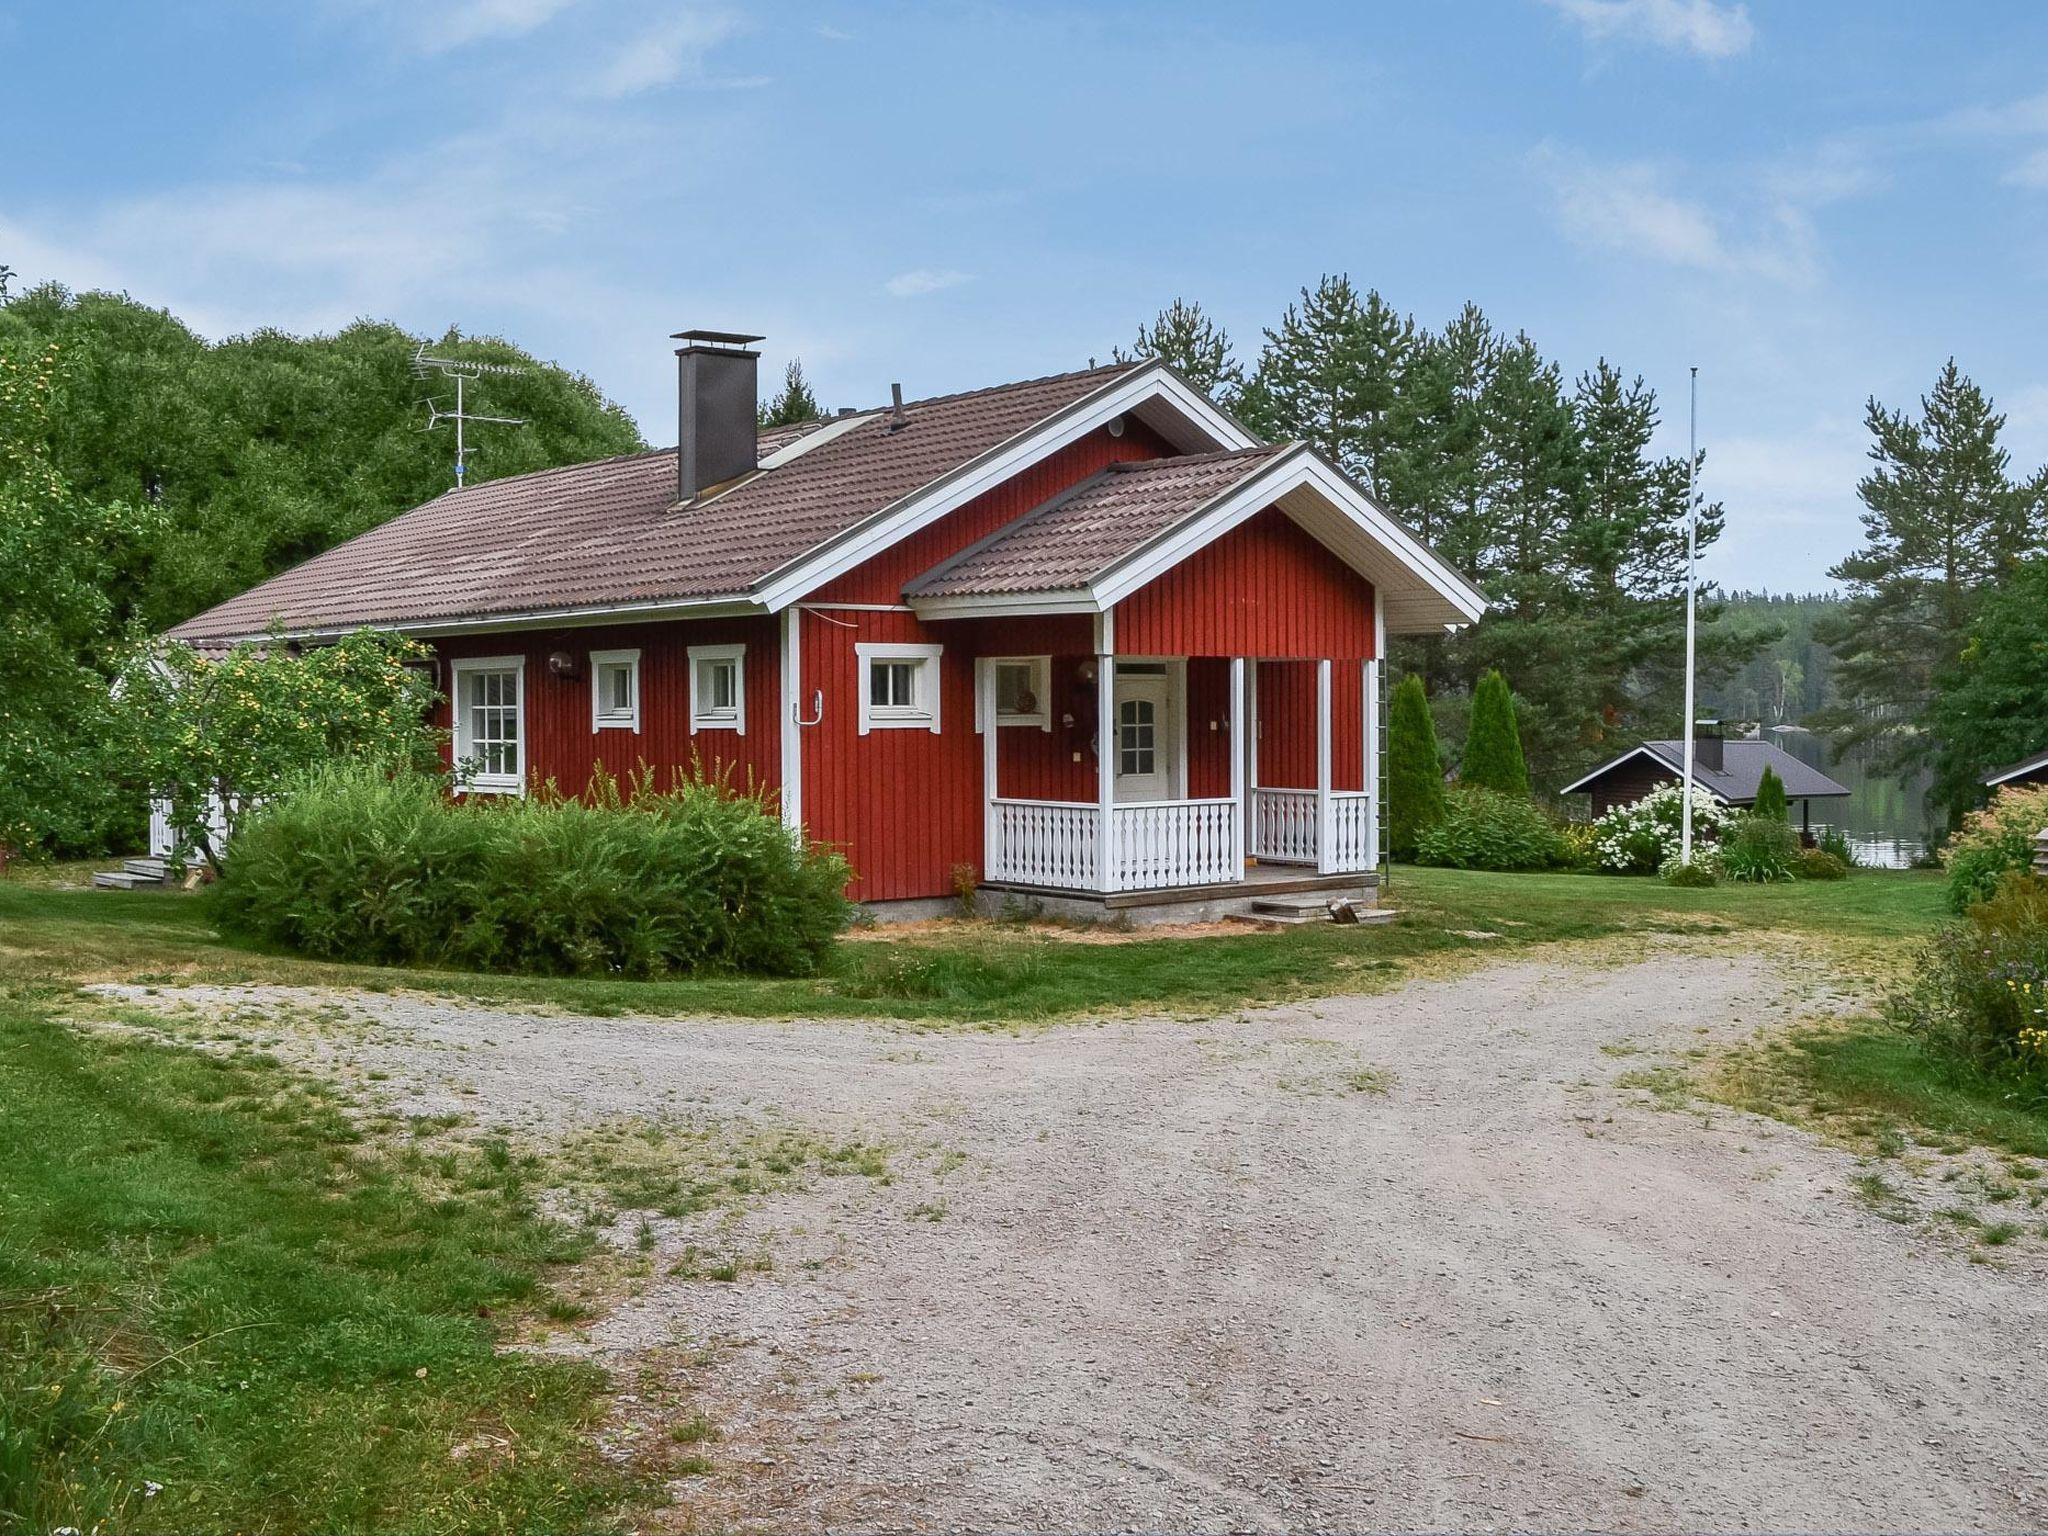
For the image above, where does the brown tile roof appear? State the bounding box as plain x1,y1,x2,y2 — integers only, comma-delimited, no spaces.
907,445,1292,597
167,364,1140,641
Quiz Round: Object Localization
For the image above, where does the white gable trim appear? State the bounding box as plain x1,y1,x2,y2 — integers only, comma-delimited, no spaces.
1985,749,2048,788
752,363,1256,613
1558,744,1683,797
1090,448,1485,626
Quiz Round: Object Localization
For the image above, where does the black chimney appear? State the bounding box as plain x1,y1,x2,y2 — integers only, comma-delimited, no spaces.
672,329,763,500
1693,719,1724,774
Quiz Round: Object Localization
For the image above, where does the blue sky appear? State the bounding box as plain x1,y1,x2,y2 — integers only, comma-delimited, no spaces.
5,0,2047,590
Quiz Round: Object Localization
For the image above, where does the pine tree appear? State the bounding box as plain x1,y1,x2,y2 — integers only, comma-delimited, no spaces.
1813,360,2048,770
1753,765,1788,821
1386,674,1445,860
1241,276,1414,499
760,359,821,427
1460,670,1530,797
1113,298,1243,402
1929,555,2048,823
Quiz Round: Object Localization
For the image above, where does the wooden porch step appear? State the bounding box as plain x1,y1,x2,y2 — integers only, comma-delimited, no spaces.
93,870,168,890
1244,893,1398,926
123,856,170,879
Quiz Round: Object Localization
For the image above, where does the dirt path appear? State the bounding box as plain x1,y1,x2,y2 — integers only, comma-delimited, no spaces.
96,945,2048,1532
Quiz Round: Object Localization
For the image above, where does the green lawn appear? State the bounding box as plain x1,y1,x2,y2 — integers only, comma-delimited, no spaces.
0,864,1948,1026
0,862,1958,1531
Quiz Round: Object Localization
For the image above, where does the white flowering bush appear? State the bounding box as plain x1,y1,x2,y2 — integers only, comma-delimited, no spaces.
1592,781,1731,874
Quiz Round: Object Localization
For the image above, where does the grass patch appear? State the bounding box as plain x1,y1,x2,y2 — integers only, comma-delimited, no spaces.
1712,1020,2048,1161
0,987,634,1535
0,865,1948,1026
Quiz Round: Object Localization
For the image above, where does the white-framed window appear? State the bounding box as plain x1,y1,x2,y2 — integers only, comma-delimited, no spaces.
451,655,526,794
981,656,1050,732
590,648,641,733
688,643,746,735
856,642,943,734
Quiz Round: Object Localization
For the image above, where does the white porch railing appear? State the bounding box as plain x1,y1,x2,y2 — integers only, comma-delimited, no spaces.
1251,787,1375,871
1251,788,1318,864
1108,798,1239,891
988,797,1242,892
987,799,1099,890
1326,791,1375,873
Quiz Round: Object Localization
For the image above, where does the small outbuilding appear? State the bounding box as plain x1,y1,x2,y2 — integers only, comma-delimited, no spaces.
1562,730,1853,830
1983,748,2048,793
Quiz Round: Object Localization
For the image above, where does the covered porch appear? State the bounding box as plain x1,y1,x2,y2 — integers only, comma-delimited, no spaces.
976,641,1382,897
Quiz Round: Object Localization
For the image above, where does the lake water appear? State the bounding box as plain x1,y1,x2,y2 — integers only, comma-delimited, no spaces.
1770,729,1935,869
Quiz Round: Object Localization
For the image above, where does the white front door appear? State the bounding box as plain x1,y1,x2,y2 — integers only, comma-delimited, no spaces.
1113,671,1174,802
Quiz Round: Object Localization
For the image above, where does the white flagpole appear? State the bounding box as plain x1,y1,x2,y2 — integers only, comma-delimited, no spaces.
1680,365,1700,866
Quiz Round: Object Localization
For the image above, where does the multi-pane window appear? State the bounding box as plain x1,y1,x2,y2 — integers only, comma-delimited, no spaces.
856,643,943,733
1118,697,1157,776
453,658,524,793
871,660,917,709
590,649,640,732
688,644,746,734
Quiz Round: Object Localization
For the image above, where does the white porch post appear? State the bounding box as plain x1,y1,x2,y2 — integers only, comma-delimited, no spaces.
1315,658,1334,875
978,657,998,882
1363,657,1381,868
1095,612,1117,893
779,606,803,834
1228,657,1247,874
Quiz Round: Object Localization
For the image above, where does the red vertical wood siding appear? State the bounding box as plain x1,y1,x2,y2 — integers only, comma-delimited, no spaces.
811,421,1169,604
1255,660,1365,793
1113,508,1376,661
432,616,782,799
1185,657,1234,800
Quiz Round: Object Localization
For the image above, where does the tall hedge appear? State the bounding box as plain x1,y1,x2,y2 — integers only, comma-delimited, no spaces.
1753,764,1788,821
214,763,852,977
1461,670,1530,797
1387,675,1445,861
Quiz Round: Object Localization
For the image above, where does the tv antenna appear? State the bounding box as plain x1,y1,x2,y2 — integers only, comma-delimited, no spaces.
413,341,528,488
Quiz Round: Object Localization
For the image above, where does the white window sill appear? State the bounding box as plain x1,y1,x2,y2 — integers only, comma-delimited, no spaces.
456,777,524,796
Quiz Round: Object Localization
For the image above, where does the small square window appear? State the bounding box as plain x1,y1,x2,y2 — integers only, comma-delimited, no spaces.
987,657,1049,730
856,643,943,733
688,644,746,734
590,649,641,733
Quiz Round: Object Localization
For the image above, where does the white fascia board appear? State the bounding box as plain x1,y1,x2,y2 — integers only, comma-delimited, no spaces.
1085,448,1488,624
1984,750,2048,787
1558,745,1668,797
752,362,1258,613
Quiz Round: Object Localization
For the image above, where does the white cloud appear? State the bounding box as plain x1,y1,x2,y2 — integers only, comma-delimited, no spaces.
590,9,757,97
343,0,581,54
1535,141,1876,287
2006,148,2048,189
1699,419,1870,589
1542,0,1754,60
884,268,971,299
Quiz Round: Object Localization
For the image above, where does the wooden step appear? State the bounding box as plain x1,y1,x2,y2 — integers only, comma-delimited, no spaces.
123,857,170,879
93,870,168,890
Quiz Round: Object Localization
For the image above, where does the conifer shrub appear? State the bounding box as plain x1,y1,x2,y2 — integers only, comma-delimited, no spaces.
1752,765,1789,822
213,763,851,977
1460,670,1530,797
1386,675,1445,861
1414,786,1564,872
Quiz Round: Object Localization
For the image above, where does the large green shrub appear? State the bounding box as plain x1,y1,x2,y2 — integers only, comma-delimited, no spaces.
1753,765,1788,822
1415,786,1563,872
214,763,852,978
1717,812,1799,884
1386,675,1444,861
1460,670,1530,797
1891,873,2048,1086
1942,785,2048,912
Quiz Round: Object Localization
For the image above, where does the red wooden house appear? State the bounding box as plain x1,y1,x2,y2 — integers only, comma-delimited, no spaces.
167,332,1485,920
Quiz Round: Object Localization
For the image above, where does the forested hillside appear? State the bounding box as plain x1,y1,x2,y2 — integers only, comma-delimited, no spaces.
1698,592,1844,726
0,284,643,633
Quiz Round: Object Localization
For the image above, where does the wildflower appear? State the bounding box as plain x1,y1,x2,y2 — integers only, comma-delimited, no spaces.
143,1481,163,1499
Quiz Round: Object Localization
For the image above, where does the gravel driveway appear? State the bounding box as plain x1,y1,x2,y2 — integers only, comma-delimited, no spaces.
98,943,2048,1532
